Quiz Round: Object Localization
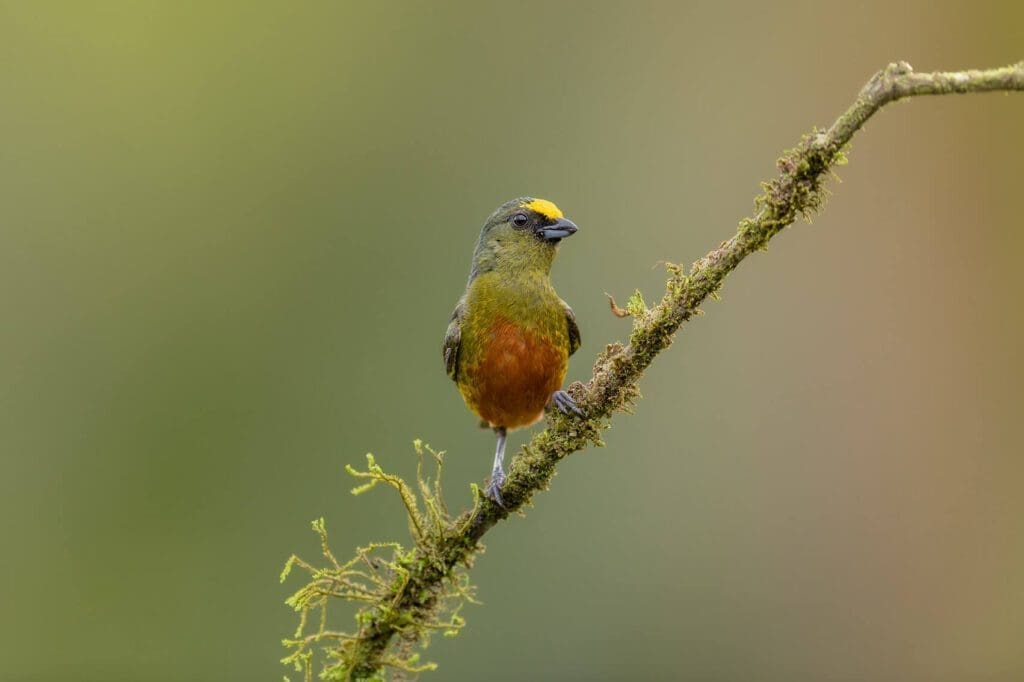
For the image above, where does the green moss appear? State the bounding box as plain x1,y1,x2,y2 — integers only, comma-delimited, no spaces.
281,442,475,681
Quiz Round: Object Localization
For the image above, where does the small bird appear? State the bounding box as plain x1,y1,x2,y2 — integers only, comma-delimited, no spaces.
443,197,582,505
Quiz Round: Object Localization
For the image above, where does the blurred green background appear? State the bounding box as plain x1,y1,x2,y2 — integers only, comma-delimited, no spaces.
2,2,1022,680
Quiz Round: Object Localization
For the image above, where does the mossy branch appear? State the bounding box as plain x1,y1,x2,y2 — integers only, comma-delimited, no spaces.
282,61,1024,680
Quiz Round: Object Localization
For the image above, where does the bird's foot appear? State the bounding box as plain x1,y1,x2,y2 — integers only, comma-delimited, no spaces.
550,389,584,417
484,467,506,507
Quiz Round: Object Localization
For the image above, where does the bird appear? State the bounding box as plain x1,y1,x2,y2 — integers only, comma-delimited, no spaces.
442,197,582,506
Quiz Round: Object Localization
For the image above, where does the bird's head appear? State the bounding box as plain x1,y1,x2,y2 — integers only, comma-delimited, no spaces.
470,197,578,279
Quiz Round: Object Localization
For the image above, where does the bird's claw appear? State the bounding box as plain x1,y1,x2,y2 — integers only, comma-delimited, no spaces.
550,389,584,417
484,467,506,507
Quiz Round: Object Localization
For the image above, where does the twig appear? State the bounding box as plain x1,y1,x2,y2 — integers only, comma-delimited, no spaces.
290,60,1024,679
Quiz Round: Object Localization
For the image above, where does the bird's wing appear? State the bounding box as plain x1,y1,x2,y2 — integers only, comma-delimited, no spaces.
563,300,581,357
442,300,464,381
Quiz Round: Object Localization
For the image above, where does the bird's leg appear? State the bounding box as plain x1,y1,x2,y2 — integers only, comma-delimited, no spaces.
549,389,584,417
483,426,507,507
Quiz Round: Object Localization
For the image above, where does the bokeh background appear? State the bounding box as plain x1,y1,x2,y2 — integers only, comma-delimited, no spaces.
2,2,1022,680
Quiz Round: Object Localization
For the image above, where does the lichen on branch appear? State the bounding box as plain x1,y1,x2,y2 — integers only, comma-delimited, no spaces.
282,442,476,681
281,60,1024,680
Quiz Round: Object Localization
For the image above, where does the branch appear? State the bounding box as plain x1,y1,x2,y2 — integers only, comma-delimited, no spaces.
283,60,1024,680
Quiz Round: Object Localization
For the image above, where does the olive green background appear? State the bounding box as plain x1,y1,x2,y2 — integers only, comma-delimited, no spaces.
2,2,1022,680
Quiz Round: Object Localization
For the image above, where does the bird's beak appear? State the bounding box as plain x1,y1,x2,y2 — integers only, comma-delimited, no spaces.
537,217,578,243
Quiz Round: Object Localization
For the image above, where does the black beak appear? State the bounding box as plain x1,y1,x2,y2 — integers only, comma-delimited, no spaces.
537,217,578,243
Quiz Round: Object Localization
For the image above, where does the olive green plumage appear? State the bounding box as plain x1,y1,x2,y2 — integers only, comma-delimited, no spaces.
442,197,581,504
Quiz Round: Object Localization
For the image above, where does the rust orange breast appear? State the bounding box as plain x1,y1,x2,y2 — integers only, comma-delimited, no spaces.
459,317,567,429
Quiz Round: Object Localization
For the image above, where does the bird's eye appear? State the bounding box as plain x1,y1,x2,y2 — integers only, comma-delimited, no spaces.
511,213,528,228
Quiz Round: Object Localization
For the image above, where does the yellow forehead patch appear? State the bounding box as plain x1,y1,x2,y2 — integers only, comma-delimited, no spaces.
523,198,563,220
